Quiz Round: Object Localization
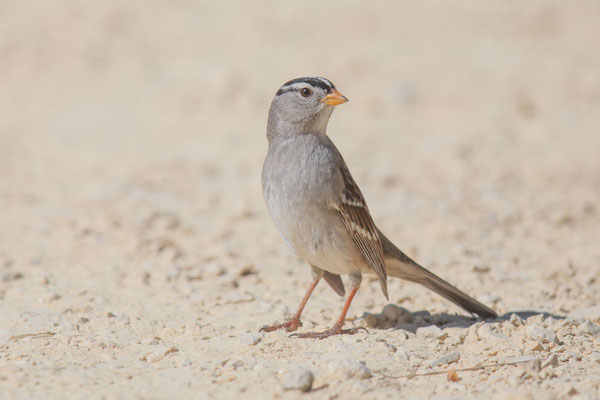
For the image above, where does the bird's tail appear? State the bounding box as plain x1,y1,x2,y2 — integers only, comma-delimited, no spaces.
378,229,497,319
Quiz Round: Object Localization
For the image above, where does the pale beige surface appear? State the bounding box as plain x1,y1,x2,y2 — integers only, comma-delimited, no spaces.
1,1,600,399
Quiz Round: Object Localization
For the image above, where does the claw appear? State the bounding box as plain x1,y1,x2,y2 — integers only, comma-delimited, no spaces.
290,325,368,339
259,318,302,333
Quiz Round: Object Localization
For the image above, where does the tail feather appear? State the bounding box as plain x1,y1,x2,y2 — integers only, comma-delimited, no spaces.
377,229,497,319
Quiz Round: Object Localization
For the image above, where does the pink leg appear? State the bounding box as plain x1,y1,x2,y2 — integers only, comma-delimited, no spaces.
291,286,367,339
260,277,320,332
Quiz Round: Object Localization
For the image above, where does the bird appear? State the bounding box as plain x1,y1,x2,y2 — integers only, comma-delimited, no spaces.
261,77,497,339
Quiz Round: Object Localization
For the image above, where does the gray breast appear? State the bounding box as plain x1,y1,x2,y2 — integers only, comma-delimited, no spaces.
262,135,362,274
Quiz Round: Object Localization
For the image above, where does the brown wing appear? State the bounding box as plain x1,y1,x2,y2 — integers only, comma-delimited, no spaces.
333,164,388,299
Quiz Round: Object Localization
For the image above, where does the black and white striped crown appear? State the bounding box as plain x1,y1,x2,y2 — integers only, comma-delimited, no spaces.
276,77,336,96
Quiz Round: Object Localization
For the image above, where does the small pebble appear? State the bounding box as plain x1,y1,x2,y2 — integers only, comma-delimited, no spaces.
578,320,600,336
544,316,558,328
590,352,600,363
445,336,463,346
541,354,559,369
540,368,557,380
527,314,546,326
562,317,584,327
477,324,508,341
330,359,371,380
429,351,460,368
416,325,443,339
238,333,262,346
525,341,545,352
509,313,524,327
526,324,558,344
395,330,409,340
222,359,244,372
559,351,582,362
382,304,404,321
466,322,484,342
144,346,178,362
357,313,378,328
281,367,314,392
518,360,542,381
235,264,257,277
396,348,410,362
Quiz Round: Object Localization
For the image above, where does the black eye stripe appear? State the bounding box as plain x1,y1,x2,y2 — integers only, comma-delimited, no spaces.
275,87,293,96
275,77,335,96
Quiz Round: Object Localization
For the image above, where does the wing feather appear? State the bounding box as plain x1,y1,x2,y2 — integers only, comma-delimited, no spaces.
333,164,388,298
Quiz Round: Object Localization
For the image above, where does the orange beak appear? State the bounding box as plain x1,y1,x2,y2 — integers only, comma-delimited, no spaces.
321,89,349,106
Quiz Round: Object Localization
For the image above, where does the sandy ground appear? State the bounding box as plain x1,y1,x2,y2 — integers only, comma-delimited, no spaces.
1,1,600,399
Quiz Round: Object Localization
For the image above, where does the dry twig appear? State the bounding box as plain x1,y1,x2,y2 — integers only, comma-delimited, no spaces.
377,357,541,380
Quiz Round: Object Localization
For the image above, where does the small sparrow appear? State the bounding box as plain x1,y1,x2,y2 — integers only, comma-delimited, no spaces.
261,77,497,339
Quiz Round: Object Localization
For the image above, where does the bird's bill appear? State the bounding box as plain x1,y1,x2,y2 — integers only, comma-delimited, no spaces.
321,89,349,106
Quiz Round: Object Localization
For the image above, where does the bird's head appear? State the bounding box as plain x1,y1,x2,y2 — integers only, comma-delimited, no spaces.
267,77,348,140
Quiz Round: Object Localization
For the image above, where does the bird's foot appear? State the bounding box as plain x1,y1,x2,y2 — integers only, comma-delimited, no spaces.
260,317,302,333
289,324,368,340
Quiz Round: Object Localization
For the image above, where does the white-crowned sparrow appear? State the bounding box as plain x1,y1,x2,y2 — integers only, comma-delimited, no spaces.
261,77,497,339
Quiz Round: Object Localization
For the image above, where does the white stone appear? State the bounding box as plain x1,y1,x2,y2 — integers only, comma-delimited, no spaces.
329,359,371,380
281,367,314,392
416,325,443,339
478,324,509,341
579,320,600,336
238,333,262,346
526,324,558,343
541,354,559,369
429,351,460,368
509,313,524,327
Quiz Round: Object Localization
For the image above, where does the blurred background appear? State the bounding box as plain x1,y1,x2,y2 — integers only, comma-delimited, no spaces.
1,1,600,397
2,0,600,309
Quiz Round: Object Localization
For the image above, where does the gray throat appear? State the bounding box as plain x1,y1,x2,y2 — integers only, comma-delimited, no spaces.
267,106,334,142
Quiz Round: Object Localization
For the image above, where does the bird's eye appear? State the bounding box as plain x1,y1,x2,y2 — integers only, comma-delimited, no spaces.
300,88,312,97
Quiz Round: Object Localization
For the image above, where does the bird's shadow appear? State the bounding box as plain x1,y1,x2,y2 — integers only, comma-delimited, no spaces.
364,307,566,333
